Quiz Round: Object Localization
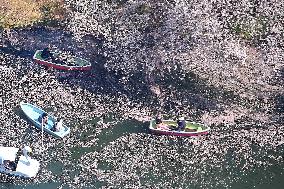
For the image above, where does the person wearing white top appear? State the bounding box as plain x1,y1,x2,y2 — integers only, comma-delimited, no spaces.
56,119,63,132
51,118,63,132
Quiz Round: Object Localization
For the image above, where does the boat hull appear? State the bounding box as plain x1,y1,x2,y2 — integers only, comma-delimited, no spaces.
150,129,209,137
20,102,70,138
33,50,92,71
149,120,210,137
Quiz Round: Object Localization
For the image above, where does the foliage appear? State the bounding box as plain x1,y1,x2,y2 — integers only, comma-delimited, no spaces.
63,0,283,114
0,0,41,29
230,16,268,40
1,0,283,124
39,0,65,24
0,0,65,29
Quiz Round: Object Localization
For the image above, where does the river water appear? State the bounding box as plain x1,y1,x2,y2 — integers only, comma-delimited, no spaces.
0,116,284,189
0,28,283,189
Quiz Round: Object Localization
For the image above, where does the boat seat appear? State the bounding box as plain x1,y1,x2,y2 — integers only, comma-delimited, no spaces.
185,128,197,132
197,127,203,131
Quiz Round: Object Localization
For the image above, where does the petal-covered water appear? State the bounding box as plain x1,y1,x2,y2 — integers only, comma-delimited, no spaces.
0,0,283,186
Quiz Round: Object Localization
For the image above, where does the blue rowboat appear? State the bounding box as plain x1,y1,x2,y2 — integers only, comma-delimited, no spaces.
20,102,70,138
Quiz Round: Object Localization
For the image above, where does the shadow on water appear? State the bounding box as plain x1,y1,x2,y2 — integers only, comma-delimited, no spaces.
13,107,37,141
70,118,150,160
14,106,47,132
0,45,33,59
1,27,229,114
96,119,150,150
272,67,284,123
14,107,31,124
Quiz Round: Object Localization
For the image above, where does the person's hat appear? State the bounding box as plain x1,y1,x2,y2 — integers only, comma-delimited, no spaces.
179,117,185,120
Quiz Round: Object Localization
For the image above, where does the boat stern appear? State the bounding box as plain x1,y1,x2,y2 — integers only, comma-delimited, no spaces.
15,156,40,178
56,126,71,138
33,50,43,60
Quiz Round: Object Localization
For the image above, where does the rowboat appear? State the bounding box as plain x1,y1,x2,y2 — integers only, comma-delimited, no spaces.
149,119,210,137
33,50,92,71
0,146,40,178
20,102,70,138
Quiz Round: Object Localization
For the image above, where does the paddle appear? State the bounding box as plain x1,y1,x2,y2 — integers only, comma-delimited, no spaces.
41,118,44,152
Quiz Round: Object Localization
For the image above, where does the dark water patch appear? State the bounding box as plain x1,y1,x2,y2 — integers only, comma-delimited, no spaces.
75,114,115,140
97,160,113,171
95,119,149,150
140,171,164,186
0,182,61,189
70,146,95,160
159,70,260,112
70,119,149,159
0,46,33,59
93,180,107,188
274,94,284,114
230,163,284,189
46,161,64,176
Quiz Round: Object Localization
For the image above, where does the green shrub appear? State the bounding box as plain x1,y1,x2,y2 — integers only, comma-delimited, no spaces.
231,17,268,40
0,0,42,29
0,0,65,29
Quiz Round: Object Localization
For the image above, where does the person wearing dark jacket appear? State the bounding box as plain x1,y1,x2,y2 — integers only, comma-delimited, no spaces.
38,113,48,127
155,113,170,130
155,113,163,125
177,117,186,131
41,47,53,60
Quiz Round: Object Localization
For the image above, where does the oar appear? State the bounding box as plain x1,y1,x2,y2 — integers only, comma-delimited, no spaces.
41,119,44,152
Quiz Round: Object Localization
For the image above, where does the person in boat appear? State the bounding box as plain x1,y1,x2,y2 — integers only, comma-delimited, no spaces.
155,113,169,130
97,114,105,125
0,156,15,171
52,118,63,132
39,113,48,128
41,45,53,60
155,113,163,125
21,146,32,166
176,117,186,131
